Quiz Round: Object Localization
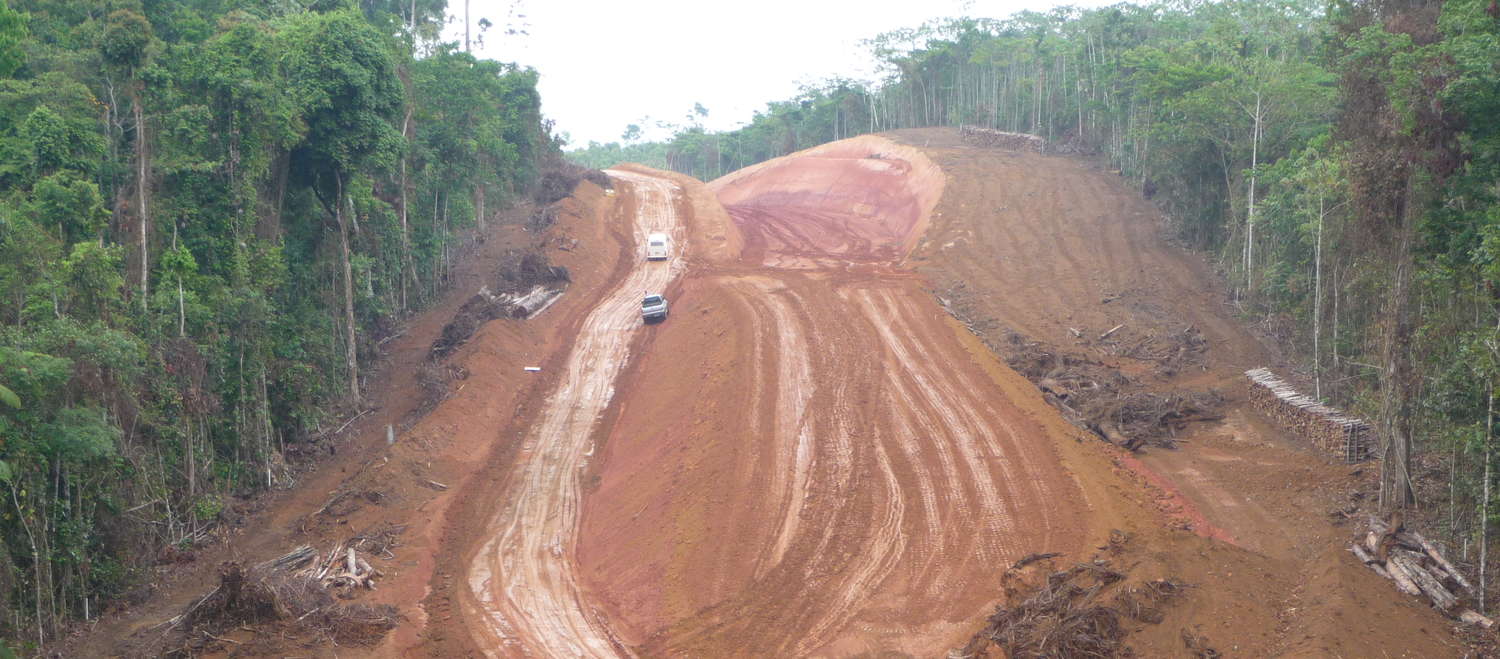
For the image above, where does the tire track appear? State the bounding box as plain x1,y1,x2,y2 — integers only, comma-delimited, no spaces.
462,169,684,657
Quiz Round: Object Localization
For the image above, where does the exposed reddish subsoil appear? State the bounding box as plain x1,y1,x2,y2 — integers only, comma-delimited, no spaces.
79,127,1474,658
562,137,1096,656
889,126,1464,656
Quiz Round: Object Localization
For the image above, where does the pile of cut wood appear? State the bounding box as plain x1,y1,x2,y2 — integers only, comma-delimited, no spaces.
1246,368,1373,462
262,539,384,591
958,125,1045,153
1348,515,1494,628
163,538,394,640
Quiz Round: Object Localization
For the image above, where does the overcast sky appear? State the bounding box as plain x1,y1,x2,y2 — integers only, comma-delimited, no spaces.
447,0,1123,146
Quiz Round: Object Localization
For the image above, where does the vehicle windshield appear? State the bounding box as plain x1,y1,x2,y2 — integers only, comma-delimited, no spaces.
642,296,662,307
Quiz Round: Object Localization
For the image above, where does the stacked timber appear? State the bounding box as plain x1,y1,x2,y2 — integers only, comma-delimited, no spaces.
1245,367,1373,462
958,125,1045,153
1349,515,1494,628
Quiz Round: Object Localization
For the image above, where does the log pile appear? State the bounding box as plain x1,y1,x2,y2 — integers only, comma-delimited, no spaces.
1245,368,1373,462
958,125,1046,153
257,539,385,591
1348,515,1494,628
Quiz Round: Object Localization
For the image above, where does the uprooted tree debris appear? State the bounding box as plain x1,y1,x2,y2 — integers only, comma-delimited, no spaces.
937,286,1220,452
430,249,570,359
1349,513,1494,628
156,535,401,653
1001,329,1219,450
954,540,1198,658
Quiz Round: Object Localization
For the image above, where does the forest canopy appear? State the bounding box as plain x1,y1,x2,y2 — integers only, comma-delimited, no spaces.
0,0,557,649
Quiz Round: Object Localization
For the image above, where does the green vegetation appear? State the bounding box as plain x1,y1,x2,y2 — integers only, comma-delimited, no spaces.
571,0,1500,603
0,0,553,648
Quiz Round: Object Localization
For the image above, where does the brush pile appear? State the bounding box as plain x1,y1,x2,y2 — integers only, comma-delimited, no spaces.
959,125,1046,153
1349,514,1494,628
1246,368,1373,462
955,549,1191,658
161,537,399,651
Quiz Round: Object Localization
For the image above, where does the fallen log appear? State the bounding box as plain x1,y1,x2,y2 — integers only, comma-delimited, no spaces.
1461,610,1496,629
1388,552,1458,611
1364,533,1421,596
1348,544,1393,580
1409,531,1475,595
258,545,317,573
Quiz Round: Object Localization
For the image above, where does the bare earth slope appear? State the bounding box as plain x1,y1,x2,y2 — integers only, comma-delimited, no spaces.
890,127,1462,657
573,137,1099,655
89,128,1467,657
434,131,1464,657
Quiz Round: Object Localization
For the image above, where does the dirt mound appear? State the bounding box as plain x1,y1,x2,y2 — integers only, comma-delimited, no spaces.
535,164,612,206
428,246,570,360
710,135,943,267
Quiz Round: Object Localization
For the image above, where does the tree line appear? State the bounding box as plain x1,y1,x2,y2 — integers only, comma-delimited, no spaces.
0,0,555,649
570,0,1500,610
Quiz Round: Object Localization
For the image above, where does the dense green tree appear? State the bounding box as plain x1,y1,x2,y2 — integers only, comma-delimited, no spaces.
0,0,556,646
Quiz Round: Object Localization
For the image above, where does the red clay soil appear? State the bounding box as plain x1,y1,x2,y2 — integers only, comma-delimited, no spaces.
565,136,1092,655
712,139,942,268
889,126,1467,656
77,127,1475,658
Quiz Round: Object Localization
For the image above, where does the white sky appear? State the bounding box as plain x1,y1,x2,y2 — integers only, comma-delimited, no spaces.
447,0,1124,146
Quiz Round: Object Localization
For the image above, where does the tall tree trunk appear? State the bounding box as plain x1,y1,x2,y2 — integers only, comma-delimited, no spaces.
336,174,360,403
1244,91,1262,293
1484,375,1493,612
475,184,486,231
133,92,149,312
186,416,195,497
173,224,184,337
1314,192,1324,399
1379,201,1416,510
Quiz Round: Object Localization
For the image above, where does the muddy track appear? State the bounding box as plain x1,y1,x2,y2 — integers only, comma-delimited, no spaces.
570,138,1090,655
460,170,686,656
442,131,1459,657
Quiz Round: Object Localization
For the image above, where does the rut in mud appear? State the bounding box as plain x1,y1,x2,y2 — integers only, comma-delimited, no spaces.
461,170,685,657
568,138,1089,656
437,130,1464,658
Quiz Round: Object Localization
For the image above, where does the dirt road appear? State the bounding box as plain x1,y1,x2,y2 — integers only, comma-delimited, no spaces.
87,130,1468,657
461,170,685,656
435,133,1461,657
564,138,1091,655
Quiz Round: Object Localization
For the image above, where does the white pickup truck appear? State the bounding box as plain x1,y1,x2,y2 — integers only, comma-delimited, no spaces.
646,232,670,260
641,294,669,322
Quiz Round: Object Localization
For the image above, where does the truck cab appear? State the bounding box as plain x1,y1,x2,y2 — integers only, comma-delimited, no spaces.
646,232,670,260
641,294,669,322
